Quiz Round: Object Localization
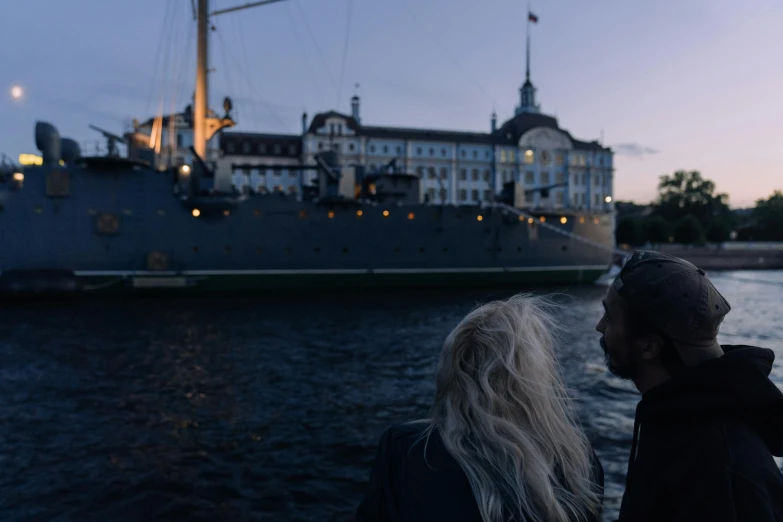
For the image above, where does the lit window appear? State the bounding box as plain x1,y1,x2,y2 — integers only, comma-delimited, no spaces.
500,150,507,163
524,150,534,164
408,212,415,220
328,210,335,219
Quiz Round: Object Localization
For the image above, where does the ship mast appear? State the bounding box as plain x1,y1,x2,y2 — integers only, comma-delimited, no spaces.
192,0,287,162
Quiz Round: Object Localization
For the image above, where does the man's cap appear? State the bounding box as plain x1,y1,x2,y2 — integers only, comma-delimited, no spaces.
612,250,731,347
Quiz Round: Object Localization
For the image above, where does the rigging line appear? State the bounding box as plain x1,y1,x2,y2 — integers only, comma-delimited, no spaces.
399,1,496,107
175,15,195,113
336,0,354,110
145,0,174,115
235,14,260,130
285,2,325,108
214,27,291,131
167,8,185,152
294,0,339,95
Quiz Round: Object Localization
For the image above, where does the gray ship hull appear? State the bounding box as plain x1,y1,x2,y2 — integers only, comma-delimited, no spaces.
0,162,614,297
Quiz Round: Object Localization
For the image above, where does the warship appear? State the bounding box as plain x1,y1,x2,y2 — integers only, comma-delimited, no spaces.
0,1,618,298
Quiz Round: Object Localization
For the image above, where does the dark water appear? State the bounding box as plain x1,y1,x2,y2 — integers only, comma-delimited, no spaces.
1,271,782,522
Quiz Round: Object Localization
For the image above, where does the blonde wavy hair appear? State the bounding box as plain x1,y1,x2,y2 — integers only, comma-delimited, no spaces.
418,294,601,522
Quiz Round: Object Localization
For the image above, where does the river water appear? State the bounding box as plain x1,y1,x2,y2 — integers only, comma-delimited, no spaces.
1,270,781,521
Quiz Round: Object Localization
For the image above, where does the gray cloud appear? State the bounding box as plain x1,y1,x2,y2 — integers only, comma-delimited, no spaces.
612,143,659,158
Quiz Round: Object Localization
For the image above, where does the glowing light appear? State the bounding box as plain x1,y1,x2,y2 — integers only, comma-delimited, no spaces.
18,154,42,166
407,212,415,220
12,172,24,182
382,210,389,217
10,85,23,100
539,216,546,223
605,196,612,203
560,216,567,224
192,208,201,217
223,210,230,216
593,217,600,224
527,218,534,224
476,215,483,222
518,215,525,221
328,210,335,219
356,210,363,217
179,164,191,175
579,216,585,224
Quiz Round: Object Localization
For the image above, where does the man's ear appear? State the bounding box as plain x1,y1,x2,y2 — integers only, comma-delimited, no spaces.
639,334,664,362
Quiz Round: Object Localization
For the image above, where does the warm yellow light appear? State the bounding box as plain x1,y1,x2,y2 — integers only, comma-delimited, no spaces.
356,210,363,217
518,215,524,221
539,216,546,223
407,212,415,220
10,85,23,100
328,210,335,219
223,209,230,216
477,215,483,222
179,164,191,175
12,172,24,182
580,216,585,224
18,154,42,166
527,217,534,224
593,217,600,224
382,210,390,217
192,208,201,217
605,196,612,203
560,216,567,224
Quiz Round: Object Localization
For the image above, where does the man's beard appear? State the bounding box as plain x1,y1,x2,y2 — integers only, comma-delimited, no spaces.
601,336,637,380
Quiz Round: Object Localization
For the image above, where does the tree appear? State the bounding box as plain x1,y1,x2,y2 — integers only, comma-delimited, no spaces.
616,217,646,246
674,215,705,244
644,215,673,244
706,220,732,242
653,170,733,232
752,190,783,241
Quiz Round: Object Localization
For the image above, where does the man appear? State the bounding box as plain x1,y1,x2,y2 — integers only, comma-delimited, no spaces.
596,250,783,521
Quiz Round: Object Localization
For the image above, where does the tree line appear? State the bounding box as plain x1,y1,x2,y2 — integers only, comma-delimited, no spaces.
615,170,783,246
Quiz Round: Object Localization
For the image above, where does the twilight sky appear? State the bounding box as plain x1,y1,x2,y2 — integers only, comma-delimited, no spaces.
2,0,781,208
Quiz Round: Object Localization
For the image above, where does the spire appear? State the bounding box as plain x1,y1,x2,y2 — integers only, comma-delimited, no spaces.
516,9,540,115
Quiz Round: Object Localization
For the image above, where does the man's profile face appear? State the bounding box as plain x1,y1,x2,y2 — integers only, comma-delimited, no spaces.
596,287,638,380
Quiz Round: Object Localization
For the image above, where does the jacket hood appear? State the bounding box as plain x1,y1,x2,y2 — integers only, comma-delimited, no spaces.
639,345,783,457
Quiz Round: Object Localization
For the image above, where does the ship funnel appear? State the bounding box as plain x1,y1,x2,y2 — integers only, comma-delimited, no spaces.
61,138,82,165
35,121,62,165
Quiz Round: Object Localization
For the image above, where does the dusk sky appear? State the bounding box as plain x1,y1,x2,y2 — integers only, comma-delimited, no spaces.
2,0,781,208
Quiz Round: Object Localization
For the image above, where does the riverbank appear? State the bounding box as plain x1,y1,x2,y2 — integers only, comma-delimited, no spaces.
622,242,783,270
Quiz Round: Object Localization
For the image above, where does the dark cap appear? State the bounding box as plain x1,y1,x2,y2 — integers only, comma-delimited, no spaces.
612,250,731,347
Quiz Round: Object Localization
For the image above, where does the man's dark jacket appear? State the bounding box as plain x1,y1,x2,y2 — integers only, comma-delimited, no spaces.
617,345,783,522
355,422,604,522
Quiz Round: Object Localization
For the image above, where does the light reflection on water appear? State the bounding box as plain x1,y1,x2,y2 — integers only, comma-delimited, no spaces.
0,271,780,521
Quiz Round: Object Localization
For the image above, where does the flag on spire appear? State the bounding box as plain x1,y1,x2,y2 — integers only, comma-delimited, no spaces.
528,12,538,23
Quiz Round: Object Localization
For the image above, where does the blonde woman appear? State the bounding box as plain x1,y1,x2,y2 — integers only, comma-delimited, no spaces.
356,294,604,522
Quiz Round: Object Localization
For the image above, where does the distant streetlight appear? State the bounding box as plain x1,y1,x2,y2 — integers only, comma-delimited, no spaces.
10,85,23,100
605,196,613,203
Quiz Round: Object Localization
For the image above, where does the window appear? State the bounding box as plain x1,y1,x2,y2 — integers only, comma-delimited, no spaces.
500,150,507,163
383,145,388,154
555,191,564,205
349,143,355,152
555,172,564,184
524,150,534,164
333,143,340,152
370,145,376,153
459,189,467,201
428,167,436,179
483,169,490,182
460,150,466,158
289,170,297,177
471,189,479,201
525,171,534,185
471,168,479,181
330,124,335,135
439,188,447,201
226,142,235,154
581,193,586,205
541,172,550,185
509,150,516,162
555,152,563,165
242,142,251,153
595,194,600,206
318,142,324,151
259,143,267,154
472,150,478,159
460,168,467,181
440,167,448,179
573,194,579,205
396,146,402,154
595,174,601,186
273,144,281,155
338,124,343,135
428,188,435,200
525,192,534,203
417,147,422,155
416,166,424,177
483,190,490,201
429,148,434,156
177,133,183,148
441,148,447,157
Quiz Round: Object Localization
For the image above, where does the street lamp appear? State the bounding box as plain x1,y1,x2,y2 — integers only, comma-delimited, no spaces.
10,85,23,100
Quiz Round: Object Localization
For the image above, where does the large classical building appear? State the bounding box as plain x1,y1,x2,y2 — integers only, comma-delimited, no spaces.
131,68,614,212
